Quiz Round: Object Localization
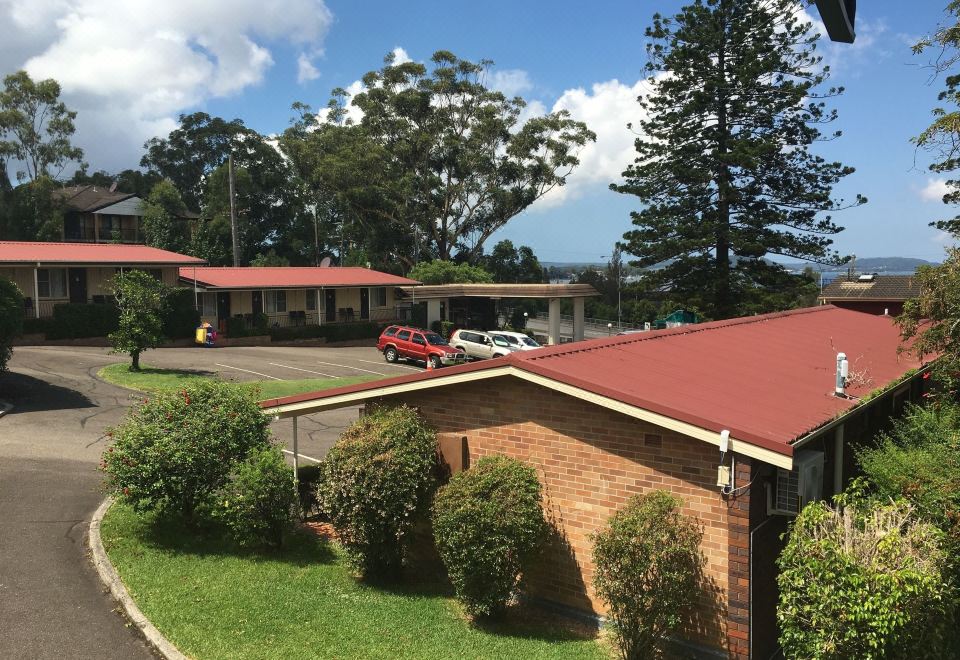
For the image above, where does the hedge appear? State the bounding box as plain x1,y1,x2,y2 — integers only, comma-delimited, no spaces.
227,313,268,338
163,288,201,339
269,321,385,342
47,303,120,339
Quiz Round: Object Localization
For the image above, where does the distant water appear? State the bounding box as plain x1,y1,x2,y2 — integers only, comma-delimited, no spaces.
818,270,917,284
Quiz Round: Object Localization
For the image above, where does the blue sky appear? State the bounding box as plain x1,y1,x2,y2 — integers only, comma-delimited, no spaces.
2,0,955,263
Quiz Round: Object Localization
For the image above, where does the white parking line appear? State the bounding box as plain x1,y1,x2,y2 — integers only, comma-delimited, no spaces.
356,358,421,372
282,449,322,463
268,363,339,378
314,360,387,376
214,363,283,380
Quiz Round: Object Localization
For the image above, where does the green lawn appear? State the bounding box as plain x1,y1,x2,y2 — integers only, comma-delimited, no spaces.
101,503,608,660
97,362,375,400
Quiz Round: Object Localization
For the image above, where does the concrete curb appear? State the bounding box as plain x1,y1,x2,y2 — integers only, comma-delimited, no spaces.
0,399,12,418
88,497,188,660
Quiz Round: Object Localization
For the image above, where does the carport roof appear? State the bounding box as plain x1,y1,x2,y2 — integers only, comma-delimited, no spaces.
0,241,205,265
399,283,599,299
179,266,419,290
261,306,928,470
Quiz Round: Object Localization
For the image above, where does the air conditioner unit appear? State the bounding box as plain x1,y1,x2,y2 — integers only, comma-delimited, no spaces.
768,450,825,516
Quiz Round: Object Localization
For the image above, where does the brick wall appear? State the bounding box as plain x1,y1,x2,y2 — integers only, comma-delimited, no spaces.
375,375,748,655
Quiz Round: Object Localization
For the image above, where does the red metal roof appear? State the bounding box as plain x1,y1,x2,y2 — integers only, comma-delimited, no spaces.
179,266,420,289
0,241,204,265
261,306,927,458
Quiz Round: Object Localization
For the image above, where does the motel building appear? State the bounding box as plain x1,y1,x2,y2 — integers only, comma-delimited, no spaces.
262,306,929,659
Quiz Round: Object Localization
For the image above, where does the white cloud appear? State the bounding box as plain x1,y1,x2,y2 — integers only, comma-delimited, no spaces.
390,47,411,65
487,69,532,98
297,53,320,83
0,0,333,171
527,78,649,210
920,178,951,202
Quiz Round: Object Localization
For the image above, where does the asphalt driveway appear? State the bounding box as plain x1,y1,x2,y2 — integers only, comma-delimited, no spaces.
0,343,402,658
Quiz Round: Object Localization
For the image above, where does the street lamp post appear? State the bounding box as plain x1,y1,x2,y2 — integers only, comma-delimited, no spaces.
601,254,622,330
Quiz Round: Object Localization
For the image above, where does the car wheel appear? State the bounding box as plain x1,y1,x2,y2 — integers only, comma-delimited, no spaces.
384,347,398,363
429,355,442,370
493,352,506,358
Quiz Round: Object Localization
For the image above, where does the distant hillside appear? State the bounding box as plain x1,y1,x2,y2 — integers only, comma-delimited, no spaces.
780,257,938,273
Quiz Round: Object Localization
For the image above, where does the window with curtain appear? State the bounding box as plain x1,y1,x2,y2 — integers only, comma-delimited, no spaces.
199,292,217,317
371,287,387,307
306,289,317,311
265,290,287,313
37,268,67,298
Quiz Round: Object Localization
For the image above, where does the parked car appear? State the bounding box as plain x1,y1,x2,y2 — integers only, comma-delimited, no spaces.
378,325,466,369
449,329,519,360
488,330,542,351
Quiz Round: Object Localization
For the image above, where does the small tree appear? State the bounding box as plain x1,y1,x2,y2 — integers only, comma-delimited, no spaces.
142,179,190,253
591,491,704,660
317,405,438,577
214,445,297,549
102,380,271,519
431,455,547,617
109,269,168,371
778,499,953,660
407,260,494,284
0,278,24,372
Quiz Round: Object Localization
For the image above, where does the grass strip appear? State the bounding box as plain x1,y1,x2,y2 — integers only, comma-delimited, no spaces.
100,503,606,660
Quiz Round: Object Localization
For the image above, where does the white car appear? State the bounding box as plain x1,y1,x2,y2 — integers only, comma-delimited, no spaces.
488,330,542,351
449,329,520,360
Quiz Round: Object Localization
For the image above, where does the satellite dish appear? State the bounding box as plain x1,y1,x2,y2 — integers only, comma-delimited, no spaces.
319,256,332,268
108,182,118,193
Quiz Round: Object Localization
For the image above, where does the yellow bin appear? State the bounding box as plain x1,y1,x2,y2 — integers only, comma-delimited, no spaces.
195,327,207,345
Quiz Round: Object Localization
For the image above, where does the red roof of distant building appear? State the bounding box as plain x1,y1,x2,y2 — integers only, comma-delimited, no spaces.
179,266,420,289
0,241,204,265
261,306,927,459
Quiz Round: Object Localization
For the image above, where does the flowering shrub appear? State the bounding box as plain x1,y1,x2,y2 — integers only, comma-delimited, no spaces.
431,455,547,617
102,380,271,518
317,405,438,577
214,445,297,549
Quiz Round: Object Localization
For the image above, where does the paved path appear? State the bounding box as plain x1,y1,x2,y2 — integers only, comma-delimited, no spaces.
0,347,156,659
0,344,398,658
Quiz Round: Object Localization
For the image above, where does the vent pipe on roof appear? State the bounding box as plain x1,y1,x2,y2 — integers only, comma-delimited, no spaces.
884,308,889,316
835,352,849,396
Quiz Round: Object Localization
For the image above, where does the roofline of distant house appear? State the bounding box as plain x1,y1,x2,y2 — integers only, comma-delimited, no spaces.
2,259,203,266
818,296,911,302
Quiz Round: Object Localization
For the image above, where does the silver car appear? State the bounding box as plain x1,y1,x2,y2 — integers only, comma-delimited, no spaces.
449,329,519,360
488,331,542,351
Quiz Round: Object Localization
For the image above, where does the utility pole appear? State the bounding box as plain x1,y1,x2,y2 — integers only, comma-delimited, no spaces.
311,204,320,266
228,151,240,267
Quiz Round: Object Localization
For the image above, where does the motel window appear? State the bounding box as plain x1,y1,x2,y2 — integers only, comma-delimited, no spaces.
37,268,67,299
371,287,387,307
306,289,318,311
199,293,217,317
265,290,287,313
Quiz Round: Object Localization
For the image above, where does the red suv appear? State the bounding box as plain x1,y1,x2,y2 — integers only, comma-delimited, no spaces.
377,325,467,369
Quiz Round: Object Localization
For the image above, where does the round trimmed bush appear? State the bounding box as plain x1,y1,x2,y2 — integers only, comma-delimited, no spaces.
102,380,272,519
591,490,704,660
214,445,297,549
778,499,952,660
431,455,547,617
317,405,438,577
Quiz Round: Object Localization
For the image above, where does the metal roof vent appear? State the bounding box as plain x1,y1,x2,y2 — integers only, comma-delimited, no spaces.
835,352,849,397
857,273,876,282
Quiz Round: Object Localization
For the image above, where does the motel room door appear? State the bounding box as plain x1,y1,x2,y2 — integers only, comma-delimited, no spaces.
251,291,263,316
325,289,337,323
68,268,87,303
216,292,231,330
360,288,370,320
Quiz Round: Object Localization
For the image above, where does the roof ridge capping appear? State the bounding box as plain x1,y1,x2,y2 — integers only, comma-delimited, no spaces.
522,305,838,361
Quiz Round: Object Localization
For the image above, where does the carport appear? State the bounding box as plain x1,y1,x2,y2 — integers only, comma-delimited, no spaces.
399,283,599,345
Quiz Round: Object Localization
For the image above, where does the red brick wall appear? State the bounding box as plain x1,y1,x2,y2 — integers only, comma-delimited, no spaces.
375,376,747,655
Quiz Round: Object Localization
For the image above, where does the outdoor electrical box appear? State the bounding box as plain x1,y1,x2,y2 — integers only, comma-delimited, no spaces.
716,465,731,488
769,450,825,516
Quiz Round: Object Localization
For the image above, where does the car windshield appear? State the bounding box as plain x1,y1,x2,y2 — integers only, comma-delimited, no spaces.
425,333,448,346
497,334,520,345
521,337,540,347
492,336,511,347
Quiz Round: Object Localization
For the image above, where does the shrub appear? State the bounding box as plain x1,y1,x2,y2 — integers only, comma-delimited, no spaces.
317,405,438,577
102,380,272,519
431,455,547,617
21,317,55,336
47,302,119,339
162,288,201,339
0,278,23,372
778,499,953,660
269,321,385,343
591,491,704,660
297,464,323,517
226,313,269,338
214,445,297,549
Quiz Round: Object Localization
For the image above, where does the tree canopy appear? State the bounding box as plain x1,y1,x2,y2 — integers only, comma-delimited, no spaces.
282,50,595,269
614,0,863,319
